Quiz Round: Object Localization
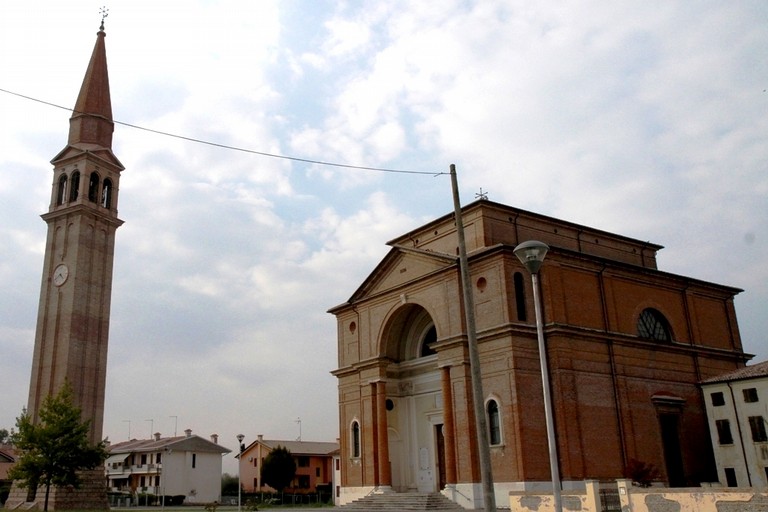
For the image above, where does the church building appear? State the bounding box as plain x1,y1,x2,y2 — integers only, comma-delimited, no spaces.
330,199,749,508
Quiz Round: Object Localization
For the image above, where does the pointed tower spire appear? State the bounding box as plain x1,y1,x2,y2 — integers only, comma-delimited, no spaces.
67,23,114,148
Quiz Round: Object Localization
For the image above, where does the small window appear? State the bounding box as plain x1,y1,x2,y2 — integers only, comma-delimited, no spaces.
192,453,197,468
102,178,112,208
156,453,162,463
420,325,437,357
351,421,360,458
711,392,725,406
716,419,734,445
88,172,100,202
743,388,759,403
298,456,309,467
298,475,310,488
487,399,501,445
724,467,737,487
140,454,147,465
514,272,527,321
253,477,258,489
69,171,80,201
316,467,320,477
749,416,767,443
154,476,159,486
637,308,671,341
57,175,68,205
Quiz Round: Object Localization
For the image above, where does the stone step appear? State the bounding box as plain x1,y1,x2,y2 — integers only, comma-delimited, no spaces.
338,492,469,511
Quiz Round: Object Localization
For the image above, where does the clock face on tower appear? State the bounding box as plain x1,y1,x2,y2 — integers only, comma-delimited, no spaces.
53,264,69,286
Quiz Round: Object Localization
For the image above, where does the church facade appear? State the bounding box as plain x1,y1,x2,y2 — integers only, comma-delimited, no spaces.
330,199,748,508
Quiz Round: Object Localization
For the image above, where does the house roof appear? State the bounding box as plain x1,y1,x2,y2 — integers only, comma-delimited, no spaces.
108,434,231,455
244,439,339,457
701,360,768,384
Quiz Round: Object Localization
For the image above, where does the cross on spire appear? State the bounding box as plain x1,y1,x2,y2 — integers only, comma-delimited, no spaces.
99,6,109,31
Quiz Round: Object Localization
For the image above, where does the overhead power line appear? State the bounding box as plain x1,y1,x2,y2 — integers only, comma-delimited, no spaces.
0,87,446,177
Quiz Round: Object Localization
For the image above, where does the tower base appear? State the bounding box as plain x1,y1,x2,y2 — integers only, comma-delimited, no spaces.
5,469,107,510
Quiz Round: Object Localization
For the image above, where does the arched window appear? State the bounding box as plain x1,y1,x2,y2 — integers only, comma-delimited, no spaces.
637,308,671,341
351,421,361,458
56,175,68,205
420,325,437,357
102,178,113,208
514,272,527,321
487,399,501,445
69,171,80,202
88,172,100,202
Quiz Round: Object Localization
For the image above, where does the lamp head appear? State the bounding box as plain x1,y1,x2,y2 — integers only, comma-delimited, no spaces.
513,240,549,274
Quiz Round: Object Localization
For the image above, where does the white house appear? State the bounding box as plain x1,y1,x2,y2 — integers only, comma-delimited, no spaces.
106,429,231,504
701,360,768,487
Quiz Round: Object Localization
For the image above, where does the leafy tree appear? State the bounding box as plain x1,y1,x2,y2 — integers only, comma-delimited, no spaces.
8,383,107,511
260,445,296,493
0,428,10,444
221,472,239,495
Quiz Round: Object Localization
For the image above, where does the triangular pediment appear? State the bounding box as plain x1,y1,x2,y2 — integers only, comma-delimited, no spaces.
51,144,125,170
349,245,456,302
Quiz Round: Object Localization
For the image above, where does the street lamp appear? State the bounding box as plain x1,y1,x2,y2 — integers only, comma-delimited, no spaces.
513,240,562,512
237,434,245,512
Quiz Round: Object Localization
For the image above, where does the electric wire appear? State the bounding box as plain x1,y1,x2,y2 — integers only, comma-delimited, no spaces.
0,87,446,177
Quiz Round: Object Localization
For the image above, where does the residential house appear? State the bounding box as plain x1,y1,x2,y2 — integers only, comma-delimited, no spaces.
330,199,749,508
239,435,338,494
106,429,230,504
701,360,768,487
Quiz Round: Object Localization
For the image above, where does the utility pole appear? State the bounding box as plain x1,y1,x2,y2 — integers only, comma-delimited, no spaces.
450,164,496,511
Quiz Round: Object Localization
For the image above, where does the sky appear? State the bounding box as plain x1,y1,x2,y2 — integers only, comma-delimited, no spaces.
1,1,766,476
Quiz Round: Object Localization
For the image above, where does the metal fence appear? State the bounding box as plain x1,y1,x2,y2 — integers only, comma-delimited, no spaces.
599,488,621,512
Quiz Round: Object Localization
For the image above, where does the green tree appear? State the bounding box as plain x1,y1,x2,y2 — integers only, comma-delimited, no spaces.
260,446,296,493
8,383,107,511
0,428,10,444
221,472,239,495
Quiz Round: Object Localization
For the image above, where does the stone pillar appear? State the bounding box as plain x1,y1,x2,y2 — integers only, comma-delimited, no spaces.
375,380,392,489
440,366,458,485
617,478,633,511
584,479,599,511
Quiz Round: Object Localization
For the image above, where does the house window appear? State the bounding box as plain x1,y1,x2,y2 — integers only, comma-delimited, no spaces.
514,272,527,321
351,421,361,458
253,477,258,489
154,476,160,486
156,453,162,463
637,308,671,341
298,456,309,467
487,399,501,445
192,453,197,468
724,467,737,487
140,476,146,487
716,419,734,445
743,388,759,403
749,416,767,442
316,467,320,477
298,475,310,488
711,392,725,406
140,454,147,465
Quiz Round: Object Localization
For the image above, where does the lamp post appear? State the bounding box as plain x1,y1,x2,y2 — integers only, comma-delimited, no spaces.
237,434,245,512
513,240,562,512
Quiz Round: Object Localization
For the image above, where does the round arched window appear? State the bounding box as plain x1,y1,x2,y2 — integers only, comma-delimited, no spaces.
637,308,671,341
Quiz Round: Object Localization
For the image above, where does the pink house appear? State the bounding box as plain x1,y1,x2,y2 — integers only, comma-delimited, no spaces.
238,435,338,494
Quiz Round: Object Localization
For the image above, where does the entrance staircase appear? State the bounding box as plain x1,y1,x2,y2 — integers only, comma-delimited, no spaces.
338,492,471,511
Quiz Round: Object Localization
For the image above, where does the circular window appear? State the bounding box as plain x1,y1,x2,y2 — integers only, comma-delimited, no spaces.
349,321,357,333
477,277,487,291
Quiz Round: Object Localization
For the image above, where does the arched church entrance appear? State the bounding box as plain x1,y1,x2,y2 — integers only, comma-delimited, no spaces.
380,304,443,493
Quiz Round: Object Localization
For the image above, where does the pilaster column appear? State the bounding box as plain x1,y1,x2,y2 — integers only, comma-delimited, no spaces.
375,380,392,488
440,366,458,485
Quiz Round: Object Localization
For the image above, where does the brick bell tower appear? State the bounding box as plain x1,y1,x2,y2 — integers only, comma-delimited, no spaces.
11,19,123,510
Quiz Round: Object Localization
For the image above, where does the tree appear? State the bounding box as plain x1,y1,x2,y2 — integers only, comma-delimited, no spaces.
221,473,239,495
8,383,107,511
0,428,10,444
260,446,296,493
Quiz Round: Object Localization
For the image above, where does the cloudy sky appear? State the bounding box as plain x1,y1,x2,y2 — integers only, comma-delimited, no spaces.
1,1,765,474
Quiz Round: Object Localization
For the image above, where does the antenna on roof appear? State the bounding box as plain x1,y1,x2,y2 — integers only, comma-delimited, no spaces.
99,6,109,31
295,417,302,441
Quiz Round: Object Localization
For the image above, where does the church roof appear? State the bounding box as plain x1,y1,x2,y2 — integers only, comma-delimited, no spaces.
701,360,768,384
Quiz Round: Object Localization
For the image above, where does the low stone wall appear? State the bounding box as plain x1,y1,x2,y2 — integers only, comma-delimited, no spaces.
508,478,768,512
616,478,768,512
509,479,600,511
